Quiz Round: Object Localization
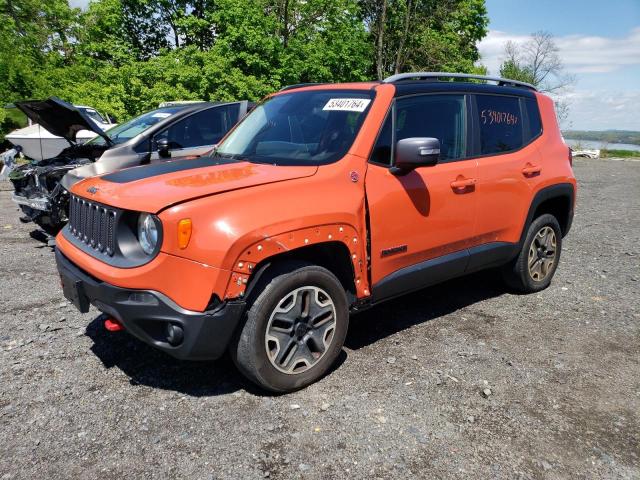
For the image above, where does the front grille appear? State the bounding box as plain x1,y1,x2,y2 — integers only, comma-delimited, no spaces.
68,195,117,256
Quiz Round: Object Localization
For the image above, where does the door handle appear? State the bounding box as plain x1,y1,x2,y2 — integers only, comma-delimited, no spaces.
522,164,542,176
450,178,477,189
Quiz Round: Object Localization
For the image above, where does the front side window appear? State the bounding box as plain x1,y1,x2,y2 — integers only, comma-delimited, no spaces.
476,95,524,154
215,90,375,166
86,107,184,146
396,94,466,162
155,104,240,150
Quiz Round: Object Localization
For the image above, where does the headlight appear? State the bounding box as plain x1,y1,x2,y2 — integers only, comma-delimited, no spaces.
137,213,159,255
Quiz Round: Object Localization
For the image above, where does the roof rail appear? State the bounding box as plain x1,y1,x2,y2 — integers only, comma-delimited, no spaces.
382,72,537,91
279,83,323,92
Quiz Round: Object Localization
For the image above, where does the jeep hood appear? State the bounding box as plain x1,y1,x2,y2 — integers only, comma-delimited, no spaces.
15,97,111,145
71,157,318,212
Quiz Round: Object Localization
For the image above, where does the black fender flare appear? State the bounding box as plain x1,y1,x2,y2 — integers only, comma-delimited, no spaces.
519,183,575,245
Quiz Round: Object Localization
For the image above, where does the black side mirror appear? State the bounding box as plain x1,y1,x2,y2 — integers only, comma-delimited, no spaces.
157,138,171,158
391,137,440,175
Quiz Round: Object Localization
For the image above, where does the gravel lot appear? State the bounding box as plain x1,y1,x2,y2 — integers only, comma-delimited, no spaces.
0,158,638,479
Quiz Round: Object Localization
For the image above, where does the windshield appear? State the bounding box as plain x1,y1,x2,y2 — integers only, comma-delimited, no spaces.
79,108,107,125
215,90,375,165
86,106,184,146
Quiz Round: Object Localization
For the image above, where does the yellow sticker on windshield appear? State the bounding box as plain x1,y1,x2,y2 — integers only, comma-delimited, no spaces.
323,98,371,112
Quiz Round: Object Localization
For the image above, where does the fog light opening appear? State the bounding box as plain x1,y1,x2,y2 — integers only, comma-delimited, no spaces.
165,323,184,346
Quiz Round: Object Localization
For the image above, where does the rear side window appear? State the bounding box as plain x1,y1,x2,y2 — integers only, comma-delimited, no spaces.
476,95,523,154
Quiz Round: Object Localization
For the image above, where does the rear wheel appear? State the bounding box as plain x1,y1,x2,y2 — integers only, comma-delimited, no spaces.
502,213,562,293
230,261,349,392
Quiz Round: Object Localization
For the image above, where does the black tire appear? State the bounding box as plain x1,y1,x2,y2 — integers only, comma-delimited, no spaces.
502,213,562,293
230,261,349,393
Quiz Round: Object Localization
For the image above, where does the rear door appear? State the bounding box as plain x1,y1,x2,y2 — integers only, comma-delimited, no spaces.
150,103,241,162
471,94,543,249
366,93,479,297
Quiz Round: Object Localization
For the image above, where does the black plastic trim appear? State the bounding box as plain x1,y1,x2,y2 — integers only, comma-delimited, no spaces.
371,249,469,303
56,249,245,361
371,241,518,304
521,183,575,241
393,82,537,99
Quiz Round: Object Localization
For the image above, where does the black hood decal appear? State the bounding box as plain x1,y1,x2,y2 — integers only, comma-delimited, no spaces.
15,97,111,145
101,156,238,184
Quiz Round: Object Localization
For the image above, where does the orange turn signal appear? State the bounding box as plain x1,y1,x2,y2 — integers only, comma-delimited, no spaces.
177,219,192,249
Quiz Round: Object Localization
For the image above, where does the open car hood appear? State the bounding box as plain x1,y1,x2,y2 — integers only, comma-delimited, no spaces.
15,97,112,145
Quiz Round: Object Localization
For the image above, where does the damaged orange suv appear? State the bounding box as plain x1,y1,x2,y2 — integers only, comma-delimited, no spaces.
56,73,576,392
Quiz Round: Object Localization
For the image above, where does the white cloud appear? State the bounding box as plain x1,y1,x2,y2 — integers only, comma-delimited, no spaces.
478,28,640,76
478,28,640,131
564,90,640,130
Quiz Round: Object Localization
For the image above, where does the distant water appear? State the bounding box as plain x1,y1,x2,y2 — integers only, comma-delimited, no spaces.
565,139,640,152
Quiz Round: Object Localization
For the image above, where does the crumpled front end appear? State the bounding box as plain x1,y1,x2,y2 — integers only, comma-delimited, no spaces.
10,160,80,233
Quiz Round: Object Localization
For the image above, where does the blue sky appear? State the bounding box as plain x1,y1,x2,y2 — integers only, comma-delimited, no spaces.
479,0,640,130
69,0,639,130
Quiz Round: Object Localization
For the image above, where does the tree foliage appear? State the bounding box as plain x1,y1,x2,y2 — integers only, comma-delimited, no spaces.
361,0,488,79
0,0,489,127
499,32,574,93
498,31,575,126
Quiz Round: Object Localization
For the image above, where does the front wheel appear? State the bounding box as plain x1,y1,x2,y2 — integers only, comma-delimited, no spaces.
502,213,562,293
230,261,349,393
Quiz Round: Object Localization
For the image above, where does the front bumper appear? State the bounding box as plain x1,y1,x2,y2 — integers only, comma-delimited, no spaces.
55,249,245,361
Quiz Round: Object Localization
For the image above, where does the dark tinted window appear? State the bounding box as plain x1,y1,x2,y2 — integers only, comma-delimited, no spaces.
87,106,183,146
524,98,542,140
156,104,240,150
476,95,523,154
370,112,393,165
395,94,466,161
217,90,374,166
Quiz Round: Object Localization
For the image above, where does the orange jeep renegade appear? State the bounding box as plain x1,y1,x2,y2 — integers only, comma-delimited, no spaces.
55,73,576,392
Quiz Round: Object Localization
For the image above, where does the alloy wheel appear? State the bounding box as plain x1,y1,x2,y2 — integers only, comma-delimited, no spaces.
265,286,336,374
528,226,557,282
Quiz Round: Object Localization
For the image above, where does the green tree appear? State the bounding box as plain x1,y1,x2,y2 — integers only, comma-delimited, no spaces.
498,32,576,126
360,0,488,79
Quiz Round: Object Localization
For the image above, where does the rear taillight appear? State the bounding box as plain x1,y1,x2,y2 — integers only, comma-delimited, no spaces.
568,146,573,167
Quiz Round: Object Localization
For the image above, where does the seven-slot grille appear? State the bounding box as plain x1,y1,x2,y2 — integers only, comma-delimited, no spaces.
68,195,117,256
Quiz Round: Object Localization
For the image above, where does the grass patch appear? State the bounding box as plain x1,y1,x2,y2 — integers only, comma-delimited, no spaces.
601,149,639,158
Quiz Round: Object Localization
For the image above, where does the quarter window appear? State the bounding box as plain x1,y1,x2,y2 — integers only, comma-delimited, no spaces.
370,112,393,165
476,95,523,154
524,98,542,141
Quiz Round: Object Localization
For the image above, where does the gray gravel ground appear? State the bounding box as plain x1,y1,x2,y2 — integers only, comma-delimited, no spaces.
0,158,639,479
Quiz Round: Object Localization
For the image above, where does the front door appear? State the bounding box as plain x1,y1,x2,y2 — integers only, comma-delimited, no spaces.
365,94,478,300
